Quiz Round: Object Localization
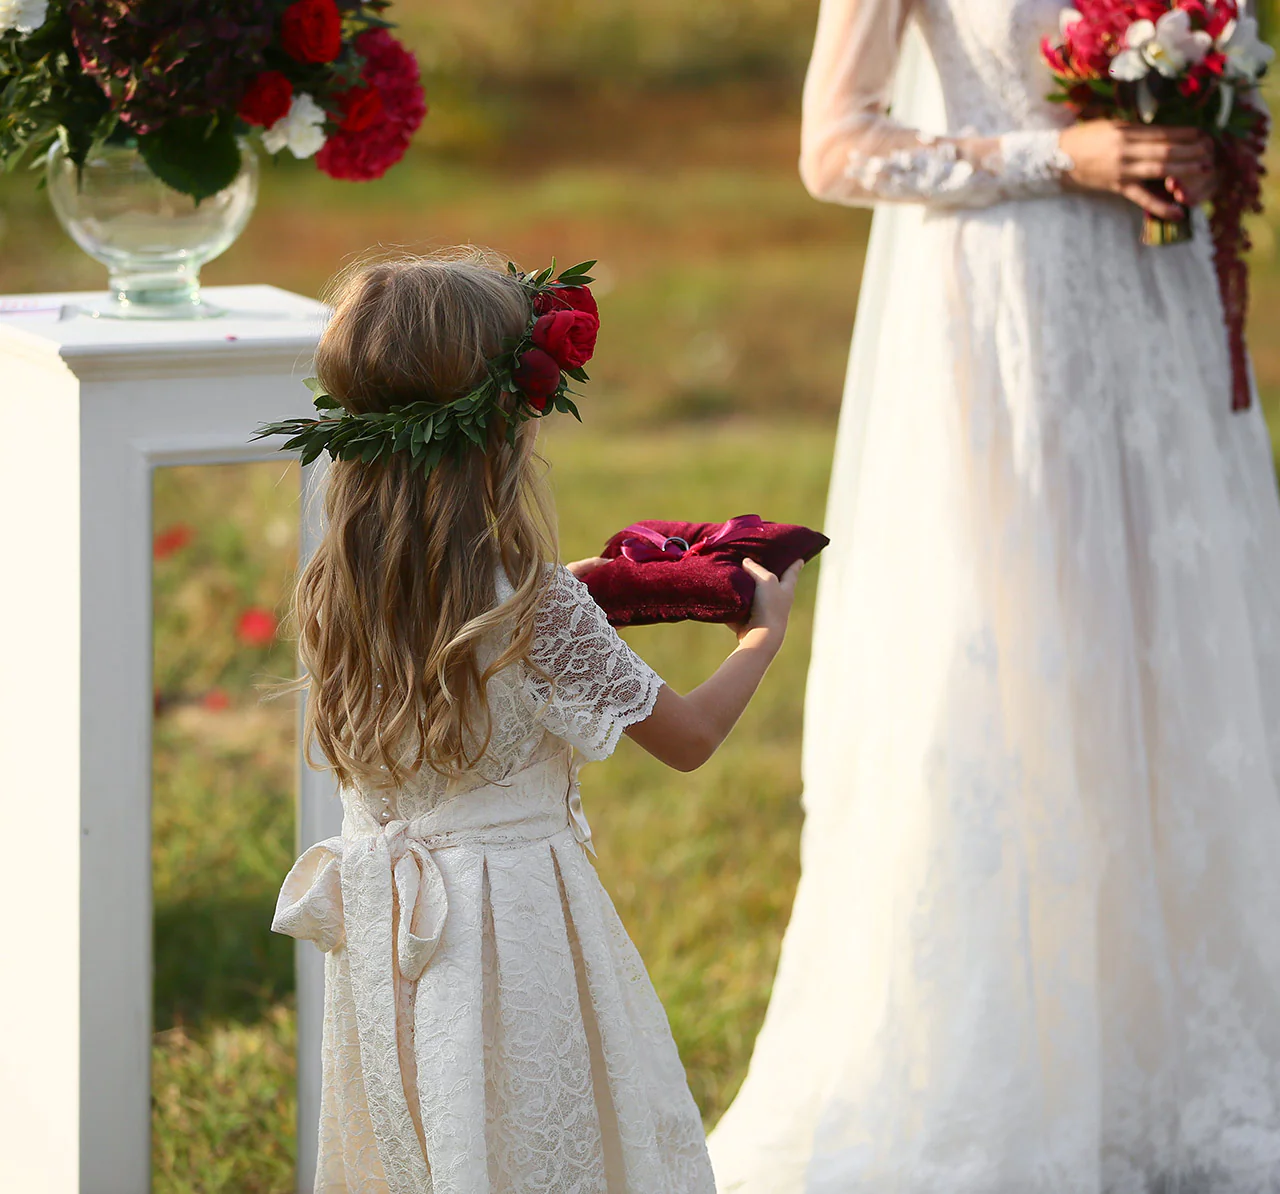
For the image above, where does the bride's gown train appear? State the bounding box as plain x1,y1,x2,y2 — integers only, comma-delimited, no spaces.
707,0,1280,1190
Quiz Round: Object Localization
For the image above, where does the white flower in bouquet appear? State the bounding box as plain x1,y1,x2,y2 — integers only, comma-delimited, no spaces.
0,0,48,35
262,93,328,160
1111,9,1213,80
1216,14,1275,81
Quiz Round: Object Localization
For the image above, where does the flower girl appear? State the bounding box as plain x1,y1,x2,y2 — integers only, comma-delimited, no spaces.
261,249,801,1192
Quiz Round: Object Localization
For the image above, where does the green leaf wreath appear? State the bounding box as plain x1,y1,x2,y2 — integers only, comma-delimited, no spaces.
251,259,598,477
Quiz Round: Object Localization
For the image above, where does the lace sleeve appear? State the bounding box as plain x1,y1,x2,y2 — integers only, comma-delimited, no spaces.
800,0,1073,208
523,567,664,762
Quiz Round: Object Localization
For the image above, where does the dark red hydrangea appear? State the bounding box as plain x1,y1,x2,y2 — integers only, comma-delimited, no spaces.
67,0,274,135
316,29,426,182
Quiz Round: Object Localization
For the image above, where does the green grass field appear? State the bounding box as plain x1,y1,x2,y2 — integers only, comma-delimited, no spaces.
4,3,1280,1186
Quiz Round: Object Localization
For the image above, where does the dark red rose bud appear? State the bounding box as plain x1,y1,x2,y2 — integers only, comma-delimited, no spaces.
531,309,598,371
281,0,342,64
337,84,383,132
511,348,562,410
238,70,294,127
533,284,598,320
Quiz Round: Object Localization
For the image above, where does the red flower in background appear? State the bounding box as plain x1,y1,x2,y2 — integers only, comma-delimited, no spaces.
153,523,193,560
239,70,294,127
316,29,426,181
337,85,384,132
280,0,342,64
236,607,278,647
531,309,598,371
202,688,231,712
511,349,562,410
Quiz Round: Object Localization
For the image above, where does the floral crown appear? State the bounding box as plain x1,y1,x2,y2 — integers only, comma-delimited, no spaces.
252,259,599,476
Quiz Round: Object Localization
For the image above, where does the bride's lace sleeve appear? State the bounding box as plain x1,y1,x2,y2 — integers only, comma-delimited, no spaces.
522,567,664,762
801,0,1073,207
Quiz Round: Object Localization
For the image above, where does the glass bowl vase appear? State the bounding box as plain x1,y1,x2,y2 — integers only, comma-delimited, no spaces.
45,138,259,320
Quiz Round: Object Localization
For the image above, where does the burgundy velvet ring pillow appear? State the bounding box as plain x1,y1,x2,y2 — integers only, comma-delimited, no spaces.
583,515,829,627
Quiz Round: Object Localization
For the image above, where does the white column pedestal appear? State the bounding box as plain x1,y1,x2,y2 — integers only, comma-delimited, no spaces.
0,286,340,1194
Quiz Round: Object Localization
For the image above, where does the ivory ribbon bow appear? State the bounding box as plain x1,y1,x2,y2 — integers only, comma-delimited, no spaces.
270,822,448,982
619,513,764,564
271,824,446,1192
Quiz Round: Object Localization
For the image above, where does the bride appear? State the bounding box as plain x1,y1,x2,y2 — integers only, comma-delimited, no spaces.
708,0,1280,1190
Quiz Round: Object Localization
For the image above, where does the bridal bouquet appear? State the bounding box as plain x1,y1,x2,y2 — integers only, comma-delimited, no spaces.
0,0,427,200
1042,0,1272,410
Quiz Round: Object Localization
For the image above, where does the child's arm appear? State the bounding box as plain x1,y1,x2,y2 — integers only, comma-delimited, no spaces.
625,558,803,772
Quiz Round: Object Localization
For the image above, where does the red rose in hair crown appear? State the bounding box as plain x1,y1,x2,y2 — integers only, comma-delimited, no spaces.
531,309,599,371
534,285,599,320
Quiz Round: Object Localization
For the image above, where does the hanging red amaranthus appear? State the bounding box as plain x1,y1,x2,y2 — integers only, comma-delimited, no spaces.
1211,109,1268,410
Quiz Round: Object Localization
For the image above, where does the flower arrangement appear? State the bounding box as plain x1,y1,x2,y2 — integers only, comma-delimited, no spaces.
0,0,426,200
1041,0,1272,410
253,260,601,477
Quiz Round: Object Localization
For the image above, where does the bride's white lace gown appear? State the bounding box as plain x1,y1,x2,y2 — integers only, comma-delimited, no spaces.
273,567,715,1193
708,0,1280,1191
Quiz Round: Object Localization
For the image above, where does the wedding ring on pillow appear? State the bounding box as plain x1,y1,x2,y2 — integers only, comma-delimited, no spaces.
663,537,690,554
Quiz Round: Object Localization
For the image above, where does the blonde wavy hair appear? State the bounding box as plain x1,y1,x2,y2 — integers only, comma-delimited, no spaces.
274,248,559,791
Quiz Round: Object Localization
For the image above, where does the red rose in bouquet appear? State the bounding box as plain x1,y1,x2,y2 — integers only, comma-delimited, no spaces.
1040,0,1272,410
238,71,294,128
337,86,384,133
281,0,342,64
316,29,427,181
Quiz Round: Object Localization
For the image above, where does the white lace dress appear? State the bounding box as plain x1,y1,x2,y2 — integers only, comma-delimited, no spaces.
708,0,1280,1191
273,567,715,1193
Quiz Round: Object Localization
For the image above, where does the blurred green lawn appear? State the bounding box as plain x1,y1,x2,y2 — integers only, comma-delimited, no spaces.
4,2,1280,1188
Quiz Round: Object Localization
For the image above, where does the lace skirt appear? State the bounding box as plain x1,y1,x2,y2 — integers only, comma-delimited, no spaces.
709,193,1280,1193
275,764,714,1194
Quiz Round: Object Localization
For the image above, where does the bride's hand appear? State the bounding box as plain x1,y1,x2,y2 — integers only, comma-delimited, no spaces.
1059,120,1216,218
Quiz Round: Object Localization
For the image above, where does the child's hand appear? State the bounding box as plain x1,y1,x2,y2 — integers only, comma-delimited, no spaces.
566,556,608,579
628,556,804,771
731,558,803,650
